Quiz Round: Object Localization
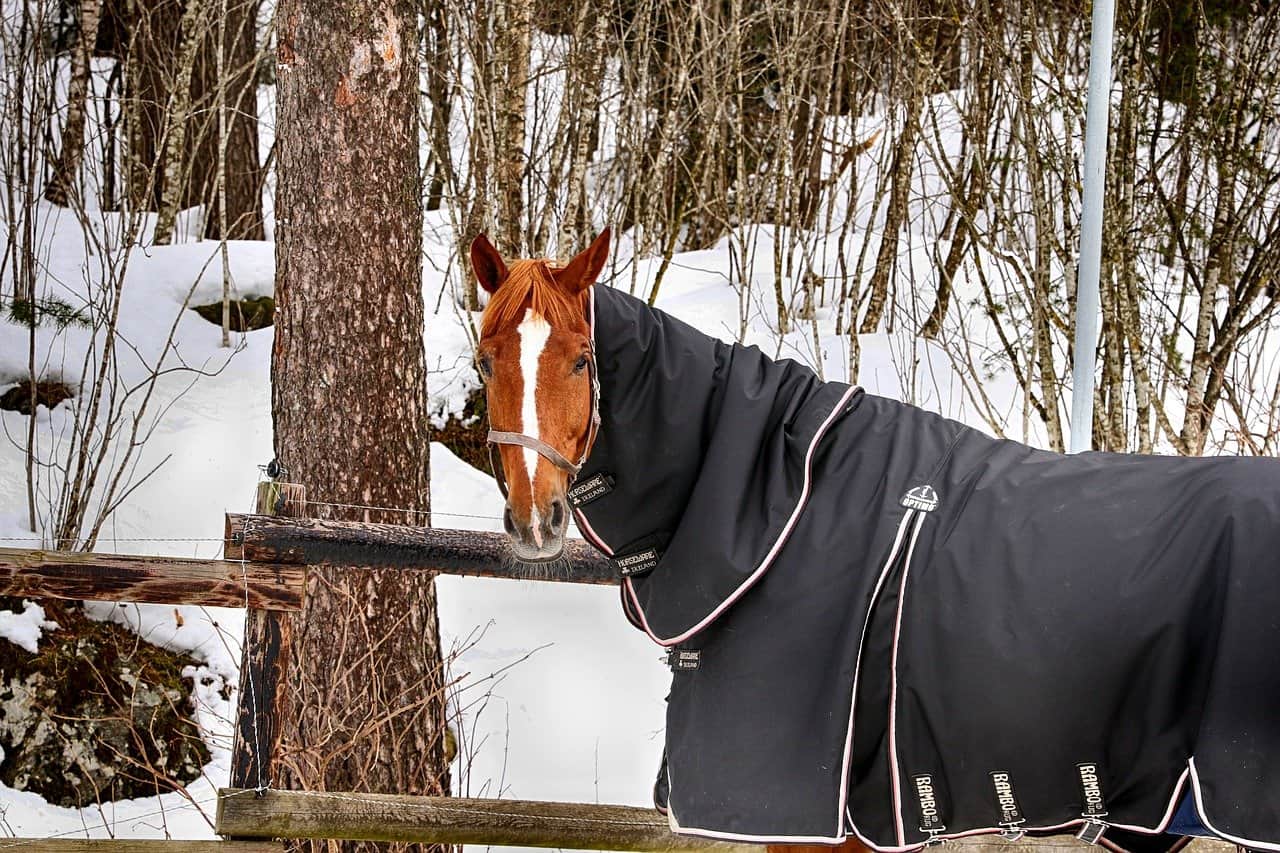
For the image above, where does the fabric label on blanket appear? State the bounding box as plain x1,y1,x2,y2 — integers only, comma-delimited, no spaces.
667,649,701,671
1077,763,1108,817
911,773,947,833
613,547,660,577
901,484,940,512
568,472,614,506
990,772,1024,826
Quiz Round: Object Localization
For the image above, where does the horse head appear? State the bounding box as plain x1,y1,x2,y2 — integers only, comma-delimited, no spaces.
471,229,610,562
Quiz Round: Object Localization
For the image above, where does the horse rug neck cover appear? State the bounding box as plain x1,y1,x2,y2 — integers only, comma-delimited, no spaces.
572,284,1280,852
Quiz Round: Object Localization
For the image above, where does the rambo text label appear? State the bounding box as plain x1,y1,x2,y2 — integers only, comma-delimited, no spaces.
912,774,946,833
1077,763,1108,818
990,772,1024,826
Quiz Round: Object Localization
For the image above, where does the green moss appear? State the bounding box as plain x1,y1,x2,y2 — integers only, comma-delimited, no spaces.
0,597,211,807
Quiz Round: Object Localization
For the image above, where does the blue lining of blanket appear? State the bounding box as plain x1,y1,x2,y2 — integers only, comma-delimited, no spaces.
1167,791,1211,837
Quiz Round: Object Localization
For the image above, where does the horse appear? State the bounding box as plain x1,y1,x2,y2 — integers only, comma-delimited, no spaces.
470,230,1280,853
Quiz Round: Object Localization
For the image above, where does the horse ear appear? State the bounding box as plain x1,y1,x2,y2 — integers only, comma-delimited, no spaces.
555,228,611,293
470,233,507,295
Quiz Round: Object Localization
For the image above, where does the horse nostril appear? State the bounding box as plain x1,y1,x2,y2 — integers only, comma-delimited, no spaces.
550,499,566,531
503,506,517,537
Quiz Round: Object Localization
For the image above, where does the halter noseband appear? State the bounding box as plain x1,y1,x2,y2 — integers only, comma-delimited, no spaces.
486,347,601,500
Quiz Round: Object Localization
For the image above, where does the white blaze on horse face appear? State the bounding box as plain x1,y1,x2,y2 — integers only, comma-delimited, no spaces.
517,309,552,545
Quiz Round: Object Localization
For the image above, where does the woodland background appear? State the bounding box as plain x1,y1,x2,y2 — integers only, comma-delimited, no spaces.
0,0,1278,849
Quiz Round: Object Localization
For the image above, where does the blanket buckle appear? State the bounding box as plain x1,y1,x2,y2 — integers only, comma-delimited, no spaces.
998,826,1026,842
1077,820,1107,846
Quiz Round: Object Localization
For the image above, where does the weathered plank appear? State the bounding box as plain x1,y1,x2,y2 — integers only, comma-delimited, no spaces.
229,607,293,790
0,547,305,611
229,485,303,791
216,789,753,851
226,513,617,584
0,842,280,852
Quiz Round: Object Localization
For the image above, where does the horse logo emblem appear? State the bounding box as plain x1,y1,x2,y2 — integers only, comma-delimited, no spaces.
901,485,940,512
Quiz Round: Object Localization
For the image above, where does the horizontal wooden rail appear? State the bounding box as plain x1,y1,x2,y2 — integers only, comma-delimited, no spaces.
0,842,280,852
0,547,306,611
216,789,751,851
226,514,617,584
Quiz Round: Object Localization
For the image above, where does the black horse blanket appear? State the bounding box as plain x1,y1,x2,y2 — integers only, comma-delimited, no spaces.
570,284,1280,851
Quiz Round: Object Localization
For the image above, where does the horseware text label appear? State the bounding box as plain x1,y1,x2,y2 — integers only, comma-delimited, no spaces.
667,649,701,671
613,548,660,577
568,472,614,506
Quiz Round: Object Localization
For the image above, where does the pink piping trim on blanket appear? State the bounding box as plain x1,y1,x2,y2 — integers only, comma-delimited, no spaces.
574,507,614,556
847,768,1189,853
623,382,861,648
886,512,927,846
843,737,1192,849
1188,758,1280,851
835,509,920,839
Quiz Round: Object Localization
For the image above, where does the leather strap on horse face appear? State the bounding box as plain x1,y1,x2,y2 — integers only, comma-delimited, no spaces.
487,349,601,500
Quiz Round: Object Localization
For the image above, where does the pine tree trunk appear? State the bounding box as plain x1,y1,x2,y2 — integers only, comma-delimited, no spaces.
124,0,184,213
45,0,103,207
273,2,448,851
121,0,263,239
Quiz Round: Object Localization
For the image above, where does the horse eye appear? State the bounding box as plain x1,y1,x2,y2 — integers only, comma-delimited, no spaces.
478,357,493,380
573,355,589,375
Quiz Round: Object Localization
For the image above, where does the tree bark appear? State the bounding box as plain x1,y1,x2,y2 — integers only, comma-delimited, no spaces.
199,0,265,240
151,0,208,244
495,0,531,256
273,2,447,852
46,0,104,207
120,0,263,239
859,64,922,334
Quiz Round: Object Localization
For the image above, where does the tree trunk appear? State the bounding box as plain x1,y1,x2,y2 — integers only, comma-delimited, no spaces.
123,0,184,213
273,3,448,853
151,0,208,244
199,0,265,240
859,65,922,334
45,0,103,207
557,6,607,259
496,0,531,256
121,0,263,239
458,0,493,310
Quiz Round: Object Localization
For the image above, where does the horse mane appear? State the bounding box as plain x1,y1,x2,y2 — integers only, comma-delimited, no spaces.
480,259,588,338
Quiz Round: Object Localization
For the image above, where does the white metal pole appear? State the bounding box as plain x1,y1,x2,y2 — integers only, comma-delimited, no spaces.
1069,0,1117,454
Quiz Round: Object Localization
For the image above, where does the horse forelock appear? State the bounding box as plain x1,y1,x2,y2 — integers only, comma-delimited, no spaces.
480,259,589,339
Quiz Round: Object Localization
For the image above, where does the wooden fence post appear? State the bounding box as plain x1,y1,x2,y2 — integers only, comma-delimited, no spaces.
228,482,306,791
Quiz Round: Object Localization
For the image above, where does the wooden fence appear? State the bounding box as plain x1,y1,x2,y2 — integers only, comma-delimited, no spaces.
0,483,749,852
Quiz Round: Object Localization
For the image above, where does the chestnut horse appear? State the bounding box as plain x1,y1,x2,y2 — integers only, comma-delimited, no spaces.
472,231,870,853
